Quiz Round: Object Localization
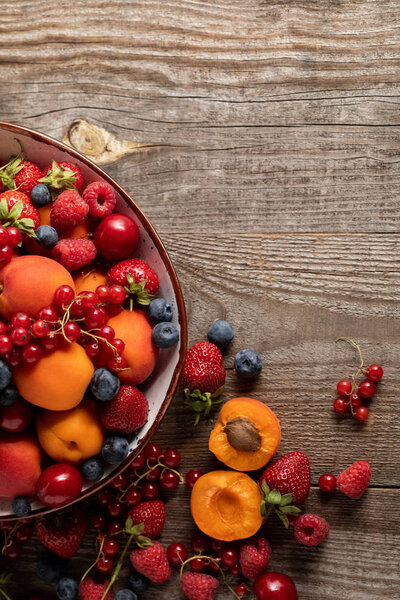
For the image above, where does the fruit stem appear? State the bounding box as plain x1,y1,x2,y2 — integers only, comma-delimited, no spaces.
0,587,12,600
80,535,105,583
179,555,241,600
100,532,135,600
119,458,184,500
335,337,365,416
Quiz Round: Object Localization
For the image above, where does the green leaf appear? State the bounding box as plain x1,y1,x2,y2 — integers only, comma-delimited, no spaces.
8,200,24,221
124,516,133,530
267,489,282,505
126,272,135,286
280,505,302,515
0,198,9,220
261,479,270,497
136,535,153,549
275,510,290,528
279,493,294,507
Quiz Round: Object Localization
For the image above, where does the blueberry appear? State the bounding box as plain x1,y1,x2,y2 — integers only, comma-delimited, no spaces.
207,320,234,350
115,590,138,600
0,386,18,406
12,496,31,517
35,225,58,249
152,322,179,348
148,298,173,323
91,368,120,401
128,571,149,595
36,555,65,582
0,360,12,391
56,577,79,600
234,348,263,379
30,184,51,207
81,457,104,481
102,436,129,464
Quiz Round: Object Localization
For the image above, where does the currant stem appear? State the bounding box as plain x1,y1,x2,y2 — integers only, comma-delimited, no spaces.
100,532,135,600
179,555,241,600
80,535,105,583
119,459,184,501
0,587,12,600
335,337,365,416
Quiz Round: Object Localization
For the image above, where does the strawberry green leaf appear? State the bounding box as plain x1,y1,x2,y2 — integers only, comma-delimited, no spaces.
8,200,23,221
267,489,282,505
124,274,155,308
280,505,302,515
279,493,294,507
0,199,9,220
261,480,271,497
275,510,290,529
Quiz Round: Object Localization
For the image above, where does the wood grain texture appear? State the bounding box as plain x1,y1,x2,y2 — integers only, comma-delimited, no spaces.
1,0,400,598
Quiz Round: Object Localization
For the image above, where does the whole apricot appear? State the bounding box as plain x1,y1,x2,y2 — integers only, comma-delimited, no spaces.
74,267,107,294
0,431,42,498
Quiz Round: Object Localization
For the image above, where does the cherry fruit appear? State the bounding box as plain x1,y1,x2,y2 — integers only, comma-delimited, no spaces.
318,473,337,492
253,572,298,600
35,463,83,508
167,542,188,566
93,213,140,261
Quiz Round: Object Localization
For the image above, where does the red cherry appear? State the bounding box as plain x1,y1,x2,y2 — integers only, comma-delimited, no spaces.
253,572,298,600
95,285,109,302
81,291,99,310
99,325,115,342
107,284,127,304
142,482,159,500
91,514,107,530
235,583,249,598
21,342,42,364
31,319,50,338
125,486,142,507
5,346,21,366
191,557,208,573
318,473,337,492
349,392,362,410
163,448,181,469
160,470,180,490
0,227,9,248
333,397,348,414
103,537,119,557
0,245,13,266
96,557,114,573
185,469,203,489
3,540,22,560
6,227,22,248
38,306,58,322
64,322,81,343
41,332,60,352
0,396,34,432
98,487,114,505
145,443,162,465
366,364,383,382
53,285,75,310
191,535,210,554
230,563,242,576
85,307,107,329
11,327,30,346
337,379,352,396
355,406,369,421
15,523,33,543
93,214,140,261
358,380,376,398
0,335,12,355
35,463,83,508
167,542,188,566
107,520,123,536
131,452,146,470
221,548,238,568
110,473,128,491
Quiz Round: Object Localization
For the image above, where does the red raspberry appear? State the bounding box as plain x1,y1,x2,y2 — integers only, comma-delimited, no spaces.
40,161,84,193
239,537,271,579
180,572,219,600
130,541,171,583
52,238,96,271
83,181,116,219
128,500,166,539
337,460,371,499
79,577,113,600
294,513,329,546
100,385,149,434
50,190,89,235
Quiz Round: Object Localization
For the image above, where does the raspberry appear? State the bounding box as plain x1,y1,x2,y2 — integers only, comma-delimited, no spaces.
130,541,171,583
79,577,113,600
128,500,166,539
52,238,96,271
50,190,89,235
100,386,149,434
239,537,271,579
180,572,219,600
337,460,371,499
83,181,116,219
294,513,329,546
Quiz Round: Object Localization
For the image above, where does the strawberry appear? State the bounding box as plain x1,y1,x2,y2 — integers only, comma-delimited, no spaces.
181,341,226,424
107,259,159,307
128,500,166,539
50,189,89,235
260,451,311,506
100,385,149,434
0,156,42,195
0,190,40,236
239,536,271,579
130,541,171,583
35,507,87,558
337,460,371,499
39,160,84,193
181,572,219,600
79,577,113,600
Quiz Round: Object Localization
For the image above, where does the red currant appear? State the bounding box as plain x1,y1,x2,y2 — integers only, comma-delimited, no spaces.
11,327,30,346
86,341,100,359
318,473,337,492
365,364,383,382
99,325,115,342
11,312,31,329
107,355,127,373
221,548,238,568
160,470,180,490
53,285,75,310
145,443,162,465
70,298,86,318
358,380,376,398
31,320,50,338
3,540,22,559
5,347,21,366
185,469,203,489
190,557,207,573
85,307,107,329
337,379,352,396
21,343,42,364
81,291,99,310
167,542,188,566
333,397,348,414
64,322,81,343
142,482,159,500
107,521,123,536
38,306,58,322
98,487,114,506
235,583,249,597
0,521,14,532
192,535,210,554
103,537,119,557
40,333,59,352
230,563,242,576
355,406,369,421
108,285,126,304
110,338,125,354
96,557,114,573
210,539,225,553
349,392,362,410
110,473,129,491
0,245,13,266
6,227,22,247
209,560,221,574
131,453,146,470
106,304,122,317
163,448,181,469
0,335,12,355
96,285,109,302
0,322,7,336
15,523,33,542
107,499,125,518
146,466,161,482
125,486,142,507
91,514,107,530
0,227,9,248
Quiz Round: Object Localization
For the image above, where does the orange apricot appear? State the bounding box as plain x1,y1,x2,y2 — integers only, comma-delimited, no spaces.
36,399,105,464
74,267,107,294
13,342,94,411
191,470,262,541
209,398,281,471
0,431,42,498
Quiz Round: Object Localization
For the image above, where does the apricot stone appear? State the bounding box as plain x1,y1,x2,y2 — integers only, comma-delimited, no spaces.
36,399,105,464
0,255,75,318
107,309,158,385
0,431,42,498
13,342,94,411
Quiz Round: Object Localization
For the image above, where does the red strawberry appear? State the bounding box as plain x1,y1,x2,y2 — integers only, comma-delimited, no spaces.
0,189,40,231
130,541,171,583
50,189,89,235
39,161,84,193
100,385,149,434
181,572,219,600
107,259,159,307
79,577,113,600
52,238,96,270
0,156,42,195
260,451,310,506
35,507,87,558
337,460,371,499
128,500,166,538
239,536,271,579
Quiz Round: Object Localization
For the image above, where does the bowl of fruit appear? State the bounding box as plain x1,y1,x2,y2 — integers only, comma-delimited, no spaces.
0,121,187,519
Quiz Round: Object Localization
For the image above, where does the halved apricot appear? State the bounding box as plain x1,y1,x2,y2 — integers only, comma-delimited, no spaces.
190,470,262,541
209,397,280,471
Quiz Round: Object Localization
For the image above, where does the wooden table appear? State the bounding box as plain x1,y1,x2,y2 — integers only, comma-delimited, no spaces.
1,1,400,598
